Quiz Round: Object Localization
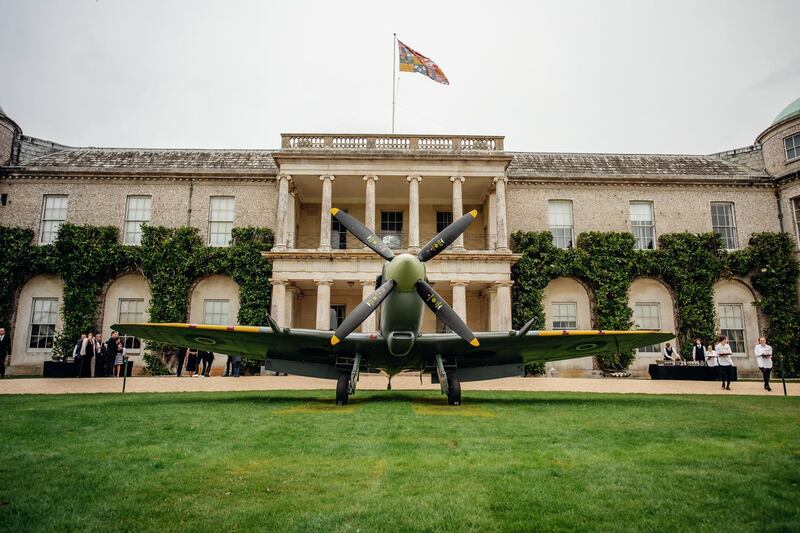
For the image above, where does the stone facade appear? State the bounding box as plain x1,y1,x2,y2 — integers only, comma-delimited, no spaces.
2,99,800,378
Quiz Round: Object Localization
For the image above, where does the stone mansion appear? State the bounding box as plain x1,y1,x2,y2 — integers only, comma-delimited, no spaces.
1,97,799,377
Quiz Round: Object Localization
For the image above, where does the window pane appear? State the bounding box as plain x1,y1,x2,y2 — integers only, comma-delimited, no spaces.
29,298,58,349
118,299,145,350
209,197,235,246
548,201,573,249
786,134,800,161
634,302,661,352
719,304,745,353
381,211,403,249
203,300,230,325
436,211,453,233
40,195,68,244
711,202,738,249
123,196,152,245
552,302,577,330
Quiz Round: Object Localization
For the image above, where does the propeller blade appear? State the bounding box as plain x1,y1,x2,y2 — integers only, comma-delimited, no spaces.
331,279,396,345
417,210,478,262
331,208,394,261
415,279,479,347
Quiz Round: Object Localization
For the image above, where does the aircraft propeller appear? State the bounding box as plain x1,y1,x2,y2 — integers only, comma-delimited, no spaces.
329,207,480,347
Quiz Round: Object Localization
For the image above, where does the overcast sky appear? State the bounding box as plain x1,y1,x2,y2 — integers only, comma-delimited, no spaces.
1,0,798,154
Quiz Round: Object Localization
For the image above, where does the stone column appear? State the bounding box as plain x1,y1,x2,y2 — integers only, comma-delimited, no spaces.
363,175,378,233
269,278,287,327
407,175,422,252
495,280,513,331
482,284,498,331
487,191,497,251
450,176,465,250
273,175,291,250
315,280,333,330
286,189,296,249
451,281,468,323
360,280,377,332
493,176,509,252
319,175,335,251
286,285,300,328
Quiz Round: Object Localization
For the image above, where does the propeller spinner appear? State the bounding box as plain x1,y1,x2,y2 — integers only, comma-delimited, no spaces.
329,208,481,347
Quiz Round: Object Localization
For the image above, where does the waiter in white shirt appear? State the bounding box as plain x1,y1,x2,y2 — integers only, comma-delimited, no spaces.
755,337,773,392
715,336,734,390
705,344,718,382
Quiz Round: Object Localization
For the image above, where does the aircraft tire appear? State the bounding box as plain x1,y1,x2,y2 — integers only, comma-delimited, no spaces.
336,374,349,406
447,375,461,406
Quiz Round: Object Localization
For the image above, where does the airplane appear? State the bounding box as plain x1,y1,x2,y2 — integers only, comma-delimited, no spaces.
113,208,673,406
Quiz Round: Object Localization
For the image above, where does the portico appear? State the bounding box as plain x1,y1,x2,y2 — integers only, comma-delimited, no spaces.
264,133,520,334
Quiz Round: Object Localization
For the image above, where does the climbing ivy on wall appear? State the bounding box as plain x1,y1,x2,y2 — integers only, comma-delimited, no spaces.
0,223,273,364
512,230,800,376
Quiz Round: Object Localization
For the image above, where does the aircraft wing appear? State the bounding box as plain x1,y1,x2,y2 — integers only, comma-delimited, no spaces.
414,330,675,377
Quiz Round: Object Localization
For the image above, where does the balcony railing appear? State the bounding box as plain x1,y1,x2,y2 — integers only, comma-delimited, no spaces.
280,133,504,152
285,234,500,251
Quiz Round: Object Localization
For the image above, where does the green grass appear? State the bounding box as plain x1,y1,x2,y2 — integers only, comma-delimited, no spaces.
0,391,798,532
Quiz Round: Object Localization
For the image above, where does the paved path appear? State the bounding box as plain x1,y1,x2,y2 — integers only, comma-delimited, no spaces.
0,375,796,396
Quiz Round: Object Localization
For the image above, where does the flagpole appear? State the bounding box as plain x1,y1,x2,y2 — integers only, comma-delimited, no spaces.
392,33,396,134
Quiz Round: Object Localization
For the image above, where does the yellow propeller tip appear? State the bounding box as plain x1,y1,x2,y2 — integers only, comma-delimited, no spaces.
330,335,340,346
330,208,340,216
469,338,480,347
469,209,478,218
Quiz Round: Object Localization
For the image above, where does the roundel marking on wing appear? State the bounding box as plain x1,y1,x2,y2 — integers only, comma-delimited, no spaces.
575,343,599,351
187,335,218,346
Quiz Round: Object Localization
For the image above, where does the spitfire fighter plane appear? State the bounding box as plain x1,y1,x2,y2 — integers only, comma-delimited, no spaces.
114,209,673,405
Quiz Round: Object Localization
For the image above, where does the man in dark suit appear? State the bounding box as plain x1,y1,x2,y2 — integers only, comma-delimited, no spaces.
73,334,87,377
175,347,187,377
104,332,119,377
0,327,11,378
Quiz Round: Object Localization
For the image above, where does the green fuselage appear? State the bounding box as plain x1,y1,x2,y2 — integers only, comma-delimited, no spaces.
379,254,426,366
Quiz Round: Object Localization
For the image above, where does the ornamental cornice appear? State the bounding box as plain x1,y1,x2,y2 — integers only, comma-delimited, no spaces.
263,249,521,264
4,170,277,183
507,176,776,189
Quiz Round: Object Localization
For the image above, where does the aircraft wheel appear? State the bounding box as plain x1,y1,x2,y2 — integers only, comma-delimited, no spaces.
336,374,349,406
447,375,461,406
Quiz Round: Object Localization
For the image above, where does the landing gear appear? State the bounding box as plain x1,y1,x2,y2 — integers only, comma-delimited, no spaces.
447,375,461,406
336,374,350,405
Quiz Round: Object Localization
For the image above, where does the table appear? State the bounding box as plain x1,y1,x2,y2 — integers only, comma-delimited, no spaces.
648,364,737,381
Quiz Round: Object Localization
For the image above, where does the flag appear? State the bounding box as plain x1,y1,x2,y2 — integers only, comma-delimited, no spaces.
397,39,449,85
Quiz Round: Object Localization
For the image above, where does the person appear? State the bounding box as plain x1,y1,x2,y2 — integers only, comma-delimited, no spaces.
0,327,11,379
661,342,681,362
93,332,105,377
175,346,187,377
224,354,233,377
188,348,200,377
692,338,705,364
114,338,125,377
105,332,120,377
199,350,214,377
755,337,773,392
232,354,242,377
81,333,95,378
705,343,719,381
73,334,88,377
715,335,734,390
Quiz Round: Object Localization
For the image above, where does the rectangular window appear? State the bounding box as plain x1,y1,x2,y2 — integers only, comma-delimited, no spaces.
39,195,68,244
634,302,661,353
552,302,577,330
711,202,738,250
380,211,404,249
719,304,745,354
331,212,347,250
203,299,230,325
630,201,656,250
793,197,800,247
118,298,145,351
208,196,235,246
123,195,152,245
785,133,800,161
28,297,58,350
548,200,573,249
436,211,453,233
330,304,346,329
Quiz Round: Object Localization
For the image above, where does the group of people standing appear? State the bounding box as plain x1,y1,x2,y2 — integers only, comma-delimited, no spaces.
173,347,243,378
662,335,774,391
72,331,127,377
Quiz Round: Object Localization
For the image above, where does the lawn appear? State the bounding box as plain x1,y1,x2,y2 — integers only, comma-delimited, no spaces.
0,391,798,532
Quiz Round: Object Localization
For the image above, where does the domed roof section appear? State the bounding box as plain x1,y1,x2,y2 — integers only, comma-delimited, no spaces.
772,97,800,126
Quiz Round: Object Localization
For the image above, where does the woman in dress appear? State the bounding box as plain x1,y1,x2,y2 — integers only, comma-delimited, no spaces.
114,338,125,377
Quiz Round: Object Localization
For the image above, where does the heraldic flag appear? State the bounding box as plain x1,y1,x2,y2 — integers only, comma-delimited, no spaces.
398,39,449,85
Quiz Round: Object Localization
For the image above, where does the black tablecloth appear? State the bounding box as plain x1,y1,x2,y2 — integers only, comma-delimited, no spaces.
43,360,133,378
648,364,737,381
